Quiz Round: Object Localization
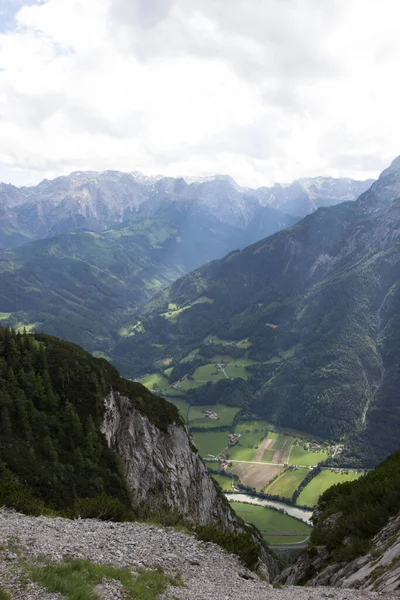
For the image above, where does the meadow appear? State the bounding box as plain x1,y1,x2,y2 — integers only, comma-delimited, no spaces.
288,445,329,466
230,502,311,544
266,468,309,498
296,469,364,507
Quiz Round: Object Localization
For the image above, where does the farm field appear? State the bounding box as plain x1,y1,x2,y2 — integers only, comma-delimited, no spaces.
229,463,283,491
288,445,329,466
191,431,229,457
266,468,309,498
297,469,364,507
230,502,311,544
188,404,240,428
211,474,234,491
138,372,169,390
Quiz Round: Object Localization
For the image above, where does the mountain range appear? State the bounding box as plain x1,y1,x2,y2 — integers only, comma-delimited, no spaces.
0,170,372,249
119,158,400,466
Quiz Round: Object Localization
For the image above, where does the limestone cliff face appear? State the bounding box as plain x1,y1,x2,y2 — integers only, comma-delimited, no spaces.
278,514,400,593
101,391,235,527
101,391,280,579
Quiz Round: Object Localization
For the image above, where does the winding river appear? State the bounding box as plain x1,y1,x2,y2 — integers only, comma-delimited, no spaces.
225,493,313,525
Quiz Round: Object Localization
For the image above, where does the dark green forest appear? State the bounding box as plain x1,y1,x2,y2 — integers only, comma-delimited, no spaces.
0,326,181,512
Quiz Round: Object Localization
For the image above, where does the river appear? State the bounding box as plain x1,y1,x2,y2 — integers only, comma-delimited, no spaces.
224,493,313,525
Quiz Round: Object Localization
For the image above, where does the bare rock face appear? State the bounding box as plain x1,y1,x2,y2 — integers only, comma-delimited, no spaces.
101,391,280,579
101,391,235,527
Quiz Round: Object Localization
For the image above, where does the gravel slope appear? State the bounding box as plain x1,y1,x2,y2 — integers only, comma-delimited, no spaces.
0,510,399,600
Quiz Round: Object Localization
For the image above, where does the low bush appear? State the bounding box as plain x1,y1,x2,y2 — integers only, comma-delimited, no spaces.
195,526,260,570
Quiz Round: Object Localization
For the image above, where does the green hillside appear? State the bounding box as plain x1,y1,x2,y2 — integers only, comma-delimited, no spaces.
310,450,400,561
0,326,181,513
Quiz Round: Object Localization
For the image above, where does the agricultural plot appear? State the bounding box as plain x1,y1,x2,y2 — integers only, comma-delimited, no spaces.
297,469,364,507
230,502,311,544
138,372,169,391
229,463,283,491
288,445,329,466
211,474,234,491
188,404,240,428
266,468,309,498
191,431,229,458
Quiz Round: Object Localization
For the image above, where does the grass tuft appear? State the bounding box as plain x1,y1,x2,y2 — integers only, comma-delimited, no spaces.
28,558,179,600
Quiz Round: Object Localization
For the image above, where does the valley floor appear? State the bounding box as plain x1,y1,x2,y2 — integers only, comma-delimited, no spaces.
0,510,398,600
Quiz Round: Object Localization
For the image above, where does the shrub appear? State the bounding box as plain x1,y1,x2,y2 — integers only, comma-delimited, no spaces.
71,493,134,522
0,478,45,516
195,526,260,570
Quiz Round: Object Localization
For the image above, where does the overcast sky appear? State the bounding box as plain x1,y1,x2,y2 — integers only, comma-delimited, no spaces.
0,0,399,187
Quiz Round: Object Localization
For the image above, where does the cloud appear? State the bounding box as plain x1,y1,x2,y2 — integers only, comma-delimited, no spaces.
0,0,400,186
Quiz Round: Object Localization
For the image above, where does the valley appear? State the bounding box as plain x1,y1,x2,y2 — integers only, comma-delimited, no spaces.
138,386,364,545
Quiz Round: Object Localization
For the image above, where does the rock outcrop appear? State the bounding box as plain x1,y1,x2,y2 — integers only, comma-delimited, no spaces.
101,391,279,578
278,514,400,593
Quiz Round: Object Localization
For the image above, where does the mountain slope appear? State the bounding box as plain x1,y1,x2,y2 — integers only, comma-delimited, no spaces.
121,158,400,465
0,202,295,354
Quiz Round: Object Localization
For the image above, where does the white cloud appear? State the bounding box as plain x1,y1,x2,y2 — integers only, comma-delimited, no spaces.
0,0,399,186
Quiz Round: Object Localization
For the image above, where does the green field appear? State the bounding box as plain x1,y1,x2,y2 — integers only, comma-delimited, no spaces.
272,435,294,450
297,469,364,507
211,474,234,491
266,468,309,498
230,502,311,544
235,421,270,433
288,445,329,466
138,372,169,391
188,404,240,428
191,431,229,457
228,443,258,461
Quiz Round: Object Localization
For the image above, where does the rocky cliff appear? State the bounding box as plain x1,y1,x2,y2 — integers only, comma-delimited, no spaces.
101,391,235,528
101,391,279,578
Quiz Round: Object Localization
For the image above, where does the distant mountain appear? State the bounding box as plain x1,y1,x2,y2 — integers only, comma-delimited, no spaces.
255,177,374,218
0,170,373,249
120,158,399,466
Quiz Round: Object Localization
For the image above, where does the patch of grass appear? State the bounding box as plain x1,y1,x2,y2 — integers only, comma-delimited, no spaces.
192,363,227,382
288,445,329,466
28,558,178,600
297,469,363,507
191,431,229,457
0,588,10,600
138,372,169,391
266,468,309,498
272,435,294,451
211,474,234,491
230,503,311,535
192,296,214,305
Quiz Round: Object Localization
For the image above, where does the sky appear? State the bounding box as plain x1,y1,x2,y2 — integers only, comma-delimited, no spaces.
0,0,399,187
